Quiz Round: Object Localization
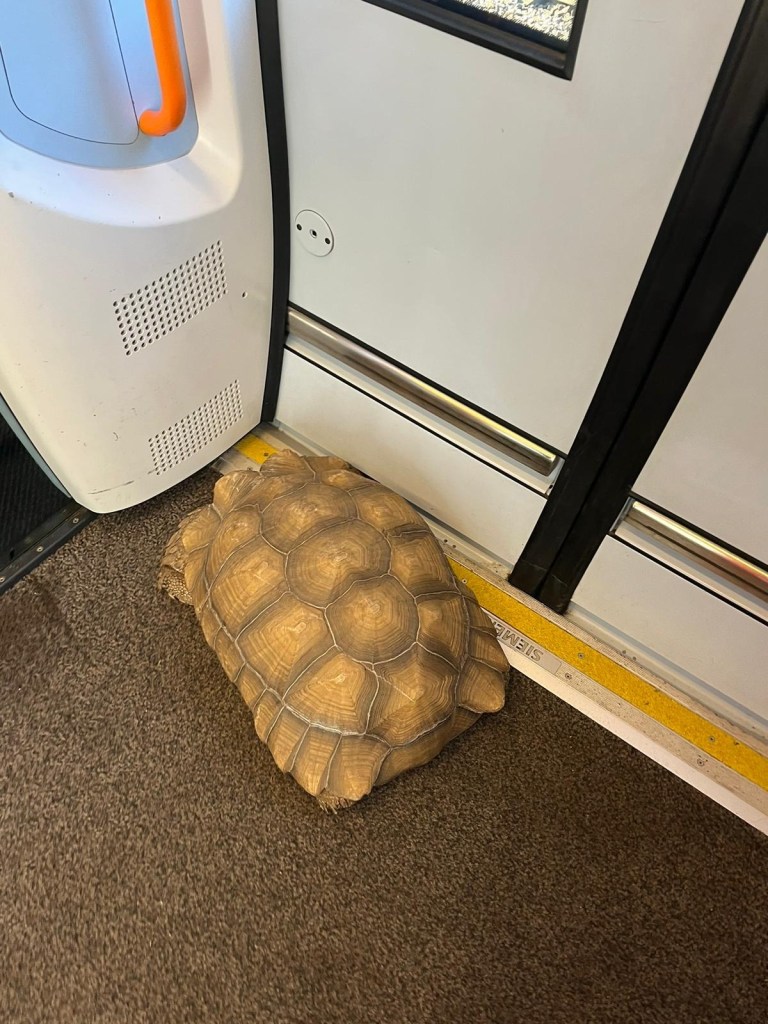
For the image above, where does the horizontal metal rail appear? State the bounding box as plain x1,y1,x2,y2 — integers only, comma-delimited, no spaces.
625,501,768,603
286,308,558,477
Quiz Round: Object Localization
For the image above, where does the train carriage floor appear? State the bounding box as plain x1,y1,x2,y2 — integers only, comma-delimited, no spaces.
1,466,767,1024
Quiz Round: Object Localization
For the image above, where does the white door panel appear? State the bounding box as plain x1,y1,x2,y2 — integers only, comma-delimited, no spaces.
572,538,768,739
636,238,768,564
279,0,742,451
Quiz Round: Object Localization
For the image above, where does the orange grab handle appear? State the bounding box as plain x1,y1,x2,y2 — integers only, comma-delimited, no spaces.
139,0,187,136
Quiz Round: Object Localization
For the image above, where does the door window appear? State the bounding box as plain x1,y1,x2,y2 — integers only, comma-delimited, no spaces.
363,0,587,76
448,0,580,48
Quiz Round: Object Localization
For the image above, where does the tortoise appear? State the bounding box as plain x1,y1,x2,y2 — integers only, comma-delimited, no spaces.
158,450,509,809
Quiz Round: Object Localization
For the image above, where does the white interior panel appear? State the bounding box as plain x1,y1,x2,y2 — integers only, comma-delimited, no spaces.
0,0,198,167
276,351,546,568
0,0,272,513
279,0,741,452
636,238,768,563
572,538,768,739
0,2,135,142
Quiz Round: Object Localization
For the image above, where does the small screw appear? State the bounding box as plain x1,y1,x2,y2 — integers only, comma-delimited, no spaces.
36,546,44,553
0,577,5,584
72,517,80,524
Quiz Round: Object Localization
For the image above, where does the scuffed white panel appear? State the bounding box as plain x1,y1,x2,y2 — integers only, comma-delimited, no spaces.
637,239,768,564
572,538,768,740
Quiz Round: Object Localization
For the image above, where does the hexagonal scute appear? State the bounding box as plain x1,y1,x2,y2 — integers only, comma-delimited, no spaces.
253,689,281,742
368,645,456,745
390,530,457,597
206,507,263,578
214,628,242,682
240,594,333,696
417,592,469,668
286,650,379,733
180,504,221,554
353,483,425,534
184,547,209,610
237,666,267,711
318,467,371,492
260,449,317,479
209,536,287,635
286,520,390,607
376,706,479,786
469,627,510,674
252,473,308,513
457,658,507,713
291,727,343,797
261,482,357,553
198,604,221,648
323,734,390,803
212,470,260,515
327,576,418,664
261,450,349,479
267,708,310,772
305,455,350,476
465,598,498,636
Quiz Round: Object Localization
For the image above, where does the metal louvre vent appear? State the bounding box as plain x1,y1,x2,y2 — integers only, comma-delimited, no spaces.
149,380,243,474
114,242,227,356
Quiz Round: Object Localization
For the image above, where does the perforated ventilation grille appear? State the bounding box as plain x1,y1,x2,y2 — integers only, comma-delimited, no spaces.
114,242,227,356
149,380,243,474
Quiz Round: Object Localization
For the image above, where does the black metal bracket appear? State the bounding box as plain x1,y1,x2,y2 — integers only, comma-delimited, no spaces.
255,0,292,424
0,503,94,596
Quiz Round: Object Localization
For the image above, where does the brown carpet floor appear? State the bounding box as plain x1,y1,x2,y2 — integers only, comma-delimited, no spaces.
1,468,767,1024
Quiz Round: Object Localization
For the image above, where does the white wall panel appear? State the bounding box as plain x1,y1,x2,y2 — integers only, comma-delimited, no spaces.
572,538,768,739
636,238,768,563
279,0,741,452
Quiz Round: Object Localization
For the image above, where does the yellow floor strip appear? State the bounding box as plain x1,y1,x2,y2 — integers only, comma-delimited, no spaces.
235,435,281,464
232,432,768,793
449,560,768,793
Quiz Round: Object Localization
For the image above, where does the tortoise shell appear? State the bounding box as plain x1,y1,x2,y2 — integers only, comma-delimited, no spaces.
159,450,508,808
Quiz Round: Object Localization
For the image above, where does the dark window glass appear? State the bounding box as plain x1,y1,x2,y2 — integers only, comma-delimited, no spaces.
363,0,587,77
450,0,579,48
